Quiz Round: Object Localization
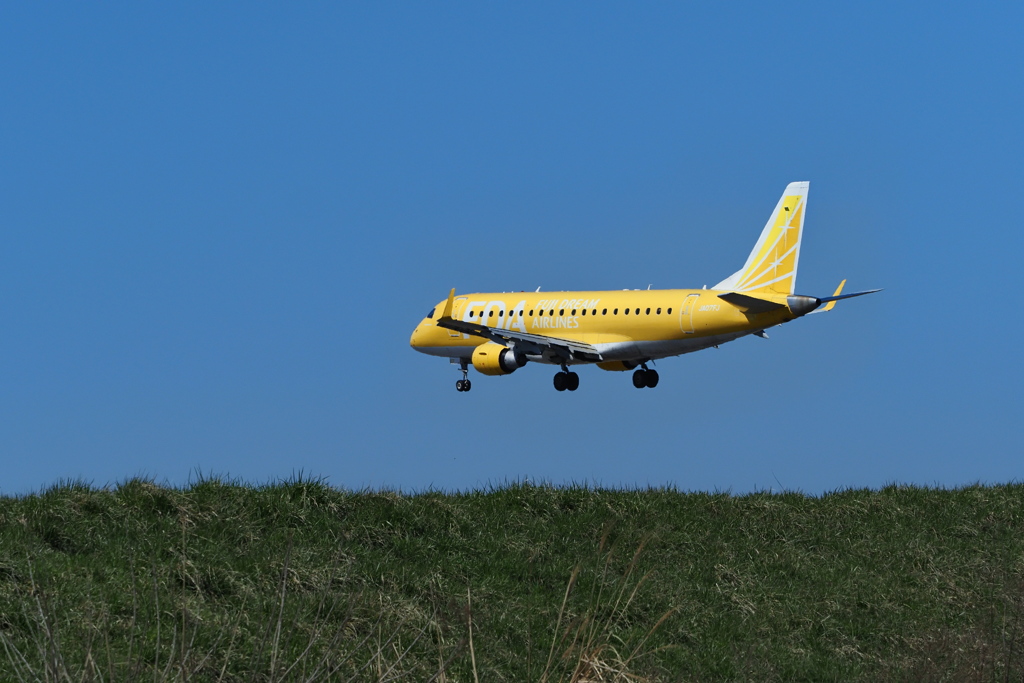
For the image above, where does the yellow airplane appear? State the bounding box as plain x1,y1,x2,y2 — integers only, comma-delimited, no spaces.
410,182,879,392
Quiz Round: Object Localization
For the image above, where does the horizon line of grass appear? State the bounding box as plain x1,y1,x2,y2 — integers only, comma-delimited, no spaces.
5,470,1021,501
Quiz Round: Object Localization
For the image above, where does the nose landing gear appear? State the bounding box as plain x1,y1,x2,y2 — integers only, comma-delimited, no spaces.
632,363,659,389
553,364,580,392
455,359,472,392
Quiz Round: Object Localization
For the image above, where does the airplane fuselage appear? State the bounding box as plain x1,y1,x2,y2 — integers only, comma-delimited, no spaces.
410,288,804,366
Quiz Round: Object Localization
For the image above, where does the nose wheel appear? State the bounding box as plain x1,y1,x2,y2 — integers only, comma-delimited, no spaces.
455,359,472,392
554,365,580,392
632,363,659,389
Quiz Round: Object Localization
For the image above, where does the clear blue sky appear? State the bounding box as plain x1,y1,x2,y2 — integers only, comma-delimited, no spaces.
2,4,1021,495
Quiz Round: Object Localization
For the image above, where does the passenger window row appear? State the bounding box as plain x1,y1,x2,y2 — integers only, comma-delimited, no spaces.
466,307,675,318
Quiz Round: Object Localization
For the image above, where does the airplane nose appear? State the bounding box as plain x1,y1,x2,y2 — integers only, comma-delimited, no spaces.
410,326,421,348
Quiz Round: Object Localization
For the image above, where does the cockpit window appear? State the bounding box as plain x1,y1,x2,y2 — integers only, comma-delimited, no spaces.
427,308,435,319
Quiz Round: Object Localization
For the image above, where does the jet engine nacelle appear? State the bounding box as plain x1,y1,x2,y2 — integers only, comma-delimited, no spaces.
471,342,528,376
596,360,639,372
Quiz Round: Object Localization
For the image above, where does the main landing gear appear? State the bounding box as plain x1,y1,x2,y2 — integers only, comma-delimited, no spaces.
632,363,659,389
553,364,580,392
455,360,472,392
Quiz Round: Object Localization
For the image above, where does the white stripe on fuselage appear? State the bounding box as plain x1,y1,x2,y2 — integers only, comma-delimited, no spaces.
411,332,755,365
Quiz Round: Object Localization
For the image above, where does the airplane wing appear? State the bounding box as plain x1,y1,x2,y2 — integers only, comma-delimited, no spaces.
434,289,603,362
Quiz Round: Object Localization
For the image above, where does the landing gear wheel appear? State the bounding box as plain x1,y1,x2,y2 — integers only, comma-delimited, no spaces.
566,372,580,391
455,359,471,392
645,370,659,388
553,372,568,392
632,369,647,389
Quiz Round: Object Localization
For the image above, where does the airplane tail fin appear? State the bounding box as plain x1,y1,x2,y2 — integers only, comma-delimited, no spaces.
714,181,809,295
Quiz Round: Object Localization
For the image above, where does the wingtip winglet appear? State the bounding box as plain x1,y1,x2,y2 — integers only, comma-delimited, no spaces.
440,288,456,319
821,279,846,312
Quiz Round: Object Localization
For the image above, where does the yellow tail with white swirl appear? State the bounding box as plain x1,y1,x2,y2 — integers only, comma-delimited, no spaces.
714,181,809,296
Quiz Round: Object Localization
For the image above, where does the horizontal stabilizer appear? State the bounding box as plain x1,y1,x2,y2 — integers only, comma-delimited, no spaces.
717,291,786,314
809,282,882,314
817,288,882,304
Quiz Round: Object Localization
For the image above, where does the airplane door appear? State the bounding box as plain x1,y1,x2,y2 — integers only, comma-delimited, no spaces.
448,297,468,338
679,294,699,334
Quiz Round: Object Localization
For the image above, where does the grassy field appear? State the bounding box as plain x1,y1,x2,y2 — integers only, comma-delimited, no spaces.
2,478,1024,681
